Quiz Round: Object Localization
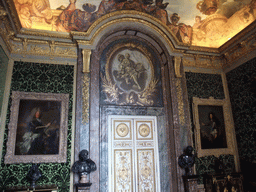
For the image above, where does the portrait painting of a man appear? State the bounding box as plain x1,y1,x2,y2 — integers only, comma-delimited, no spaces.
15,99,61,155
198,105,227,149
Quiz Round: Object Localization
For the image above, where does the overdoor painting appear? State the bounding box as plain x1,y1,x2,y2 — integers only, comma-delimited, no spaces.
100,40,163,107
13,0,256,47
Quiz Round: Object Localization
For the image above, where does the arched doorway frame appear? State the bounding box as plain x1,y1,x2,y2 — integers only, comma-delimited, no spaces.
75,12,193,191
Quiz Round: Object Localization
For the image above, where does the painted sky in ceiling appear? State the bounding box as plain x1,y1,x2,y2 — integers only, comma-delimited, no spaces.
14,0,256,48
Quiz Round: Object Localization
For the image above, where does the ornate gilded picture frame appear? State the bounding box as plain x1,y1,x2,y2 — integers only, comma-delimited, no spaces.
192,97,236,158
4,91,69,164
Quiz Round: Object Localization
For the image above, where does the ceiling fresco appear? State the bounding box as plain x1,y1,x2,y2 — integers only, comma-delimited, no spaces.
13,0,256,48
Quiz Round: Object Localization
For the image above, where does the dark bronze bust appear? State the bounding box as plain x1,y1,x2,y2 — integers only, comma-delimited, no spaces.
71,150,96,183
178,146,195,176
27,164,42,188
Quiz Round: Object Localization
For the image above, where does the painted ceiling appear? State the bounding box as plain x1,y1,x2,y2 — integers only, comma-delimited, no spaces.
14,0,256,48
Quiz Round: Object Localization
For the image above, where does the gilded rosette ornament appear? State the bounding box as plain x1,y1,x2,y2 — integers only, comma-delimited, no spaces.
102,42,159,106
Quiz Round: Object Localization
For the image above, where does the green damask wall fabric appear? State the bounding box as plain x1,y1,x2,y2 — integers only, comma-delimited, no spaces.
0,61,74,192
226,58,256,162
185,72,235,183
0,46,9,115
185,72,225,101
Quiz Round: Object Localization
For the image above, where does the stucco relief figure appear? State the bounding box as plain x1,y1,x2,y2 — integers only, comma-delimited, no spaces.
102,46,160,106
114,53,147,92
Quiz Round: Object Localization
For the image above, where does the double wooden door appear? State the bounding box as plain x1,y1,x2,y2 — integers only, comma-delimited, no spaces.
108,115,160,192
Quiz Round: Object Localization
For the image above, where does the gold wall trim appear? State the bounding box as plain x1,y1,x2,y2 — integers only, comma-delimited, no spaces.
82,49,91,73
82,74,90,125
176,79,185,126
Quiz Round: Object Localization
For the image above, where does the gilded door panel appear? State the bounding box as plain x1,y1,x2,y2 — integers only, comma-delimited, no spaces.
109,116,160,192
114,149,133,192
137,149,156,192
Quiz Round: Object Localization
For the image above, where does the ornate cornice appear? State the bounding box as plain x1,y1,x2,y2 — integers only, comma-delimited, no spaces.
10,38,77,58
222,33,256,70
182,53,224,69
0,2,255,68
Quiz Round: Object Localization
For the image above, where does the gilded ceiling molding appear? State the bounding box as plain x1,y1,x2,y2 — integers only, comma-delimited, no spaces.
10,39,77,58
219,21,256,53
75,16,182,54
182,54,223,69
189,46,219,53
222,34,256,69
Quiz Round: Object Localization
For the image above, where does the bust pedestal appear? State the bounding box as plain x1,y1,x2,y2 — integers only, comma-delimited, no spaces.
75,183,92,192
183,175,199,192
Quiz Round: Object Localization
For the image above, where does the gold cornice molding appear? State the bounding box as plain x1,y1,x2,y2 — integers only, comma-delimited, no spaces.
219,20,256,53
222,33,256,69
182,54,224,69
10,39,77,58
74,14,186,54
73,10,189,47
1,2,255,69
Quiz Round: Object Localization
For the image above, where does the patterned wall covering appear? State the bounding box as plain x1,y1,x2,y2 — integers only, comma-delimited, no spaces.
185,72,225,102
0,61,74,191
0,46,9,115
185,72,235,183
226,58,256,162
195,155,236,183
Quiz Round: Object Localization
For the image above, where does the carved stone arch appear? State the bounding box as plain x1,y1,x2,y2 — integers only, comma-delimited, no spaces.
74,11,187,53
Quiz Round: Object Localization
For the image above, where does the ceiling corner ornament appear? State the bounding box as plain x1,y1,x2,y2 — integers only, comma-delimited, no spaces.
82,49,92,73
82,74,90,125
222,34,256,69
102,42,159,106
174,56,182,78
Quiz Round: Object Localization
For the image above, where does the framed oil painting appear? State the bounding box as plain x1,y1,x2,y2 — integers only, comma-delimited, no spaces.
4,91,69,164
192,97,236,158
